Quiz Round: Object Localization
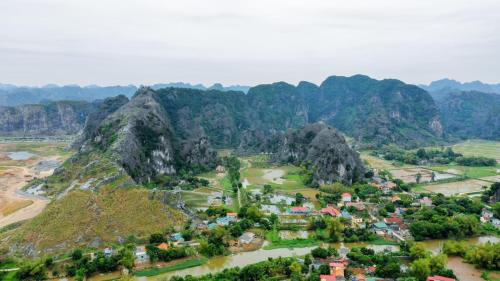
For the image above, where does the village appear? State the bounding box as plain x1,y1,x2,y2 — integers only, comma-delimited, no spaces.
102,155,498,281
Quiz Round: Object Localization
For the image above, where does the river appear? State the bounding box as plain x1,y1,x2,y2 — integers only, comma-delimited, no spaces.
89,236,498,281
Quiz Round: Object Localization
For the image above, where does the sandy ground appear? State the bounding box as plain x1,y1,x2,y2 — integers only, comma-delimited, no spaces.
0,155,59,228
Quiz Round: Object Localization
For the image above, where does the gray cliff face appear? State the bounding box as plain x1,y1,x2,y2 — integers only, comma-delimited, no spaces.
0,101,93,136
82,87,217,183
72,95,129,148
272,124,364,185
238,124,364,185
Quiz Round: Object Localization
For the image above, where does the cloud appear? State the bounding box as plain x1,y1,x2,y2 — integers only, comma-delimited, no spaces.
1,0,499,86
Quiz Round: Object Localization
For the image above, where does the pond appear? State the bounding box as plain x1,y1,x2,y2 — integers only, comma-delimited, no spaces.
7,151,36,160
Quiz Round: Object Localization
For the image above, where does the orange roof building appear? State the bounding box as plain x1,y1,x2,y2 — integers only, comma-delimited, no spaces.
320,275,336,281
157,242,169,250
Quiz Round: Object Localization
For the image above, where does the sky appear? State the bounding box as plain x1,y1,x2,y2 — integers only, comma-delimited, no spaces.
1,0,499,87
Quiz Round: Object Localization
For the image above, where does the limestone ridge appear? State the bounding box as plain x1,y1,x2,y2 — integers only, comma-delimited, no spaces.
74,75,444,184
0,100,95,136
238,124,364,185
78,87,217,183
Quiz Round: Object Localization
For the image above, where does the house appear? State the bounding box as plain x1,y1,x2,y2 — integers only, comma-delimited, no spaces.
104,248,113,257
170,233,184,243
216,165,225,173
261,204,281,215
352,215,363,224
427,276,456,281
157,242,169,250
216,214,237,226
320,275,336,281
384,217,403,225
341,210,352,220
372,222,388,235
290,206,311,215
481,209,494,223
386,182,397,189
239,232,255,244
270,194,295,205
391,195,401,203
321,206,341,217
341,192,352,203
355,273,366,281
208,223,218,230
329,262,345,277
346,201,365,210
134,246,149,263
420,197,433,207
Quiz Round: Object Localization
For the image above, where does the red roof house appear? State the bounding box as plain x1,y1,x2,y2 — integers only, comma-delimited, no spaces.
321,207,341,217
320,275,336,281
427,276,456,281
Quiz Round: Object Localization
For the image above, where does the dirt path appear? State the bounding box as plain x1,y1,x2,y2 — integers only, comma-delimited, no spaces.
0,165,50,229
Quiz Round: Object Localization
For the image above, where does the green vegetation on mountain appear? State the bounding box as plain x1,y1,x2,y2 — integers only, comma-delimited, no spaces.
2,187,185,256
436,91,500,141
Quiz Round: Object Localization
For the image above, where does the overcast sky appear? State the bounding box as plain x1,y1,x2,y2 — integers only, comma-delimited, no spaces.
1,0,499,87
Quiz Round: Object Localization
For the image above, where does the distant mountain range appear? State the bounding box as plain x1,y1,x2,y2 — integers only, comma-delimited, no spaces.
420,79,500,95
0,83,251,106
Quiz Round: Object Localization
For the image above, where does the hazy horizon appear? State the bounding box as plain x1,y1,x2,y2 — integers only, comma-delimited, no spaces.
2,0,500,86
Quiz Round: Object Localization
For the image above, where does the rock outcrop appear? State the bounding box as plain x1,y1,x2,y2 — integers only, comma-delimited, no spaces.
238,124,364,185
0,101,94,136
436,91,500,140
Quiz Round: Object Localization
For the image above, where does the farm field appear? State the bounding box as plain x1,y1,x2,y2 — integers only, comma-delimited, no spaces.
450,139,500,160
389,167,456,183
428,164,499,179
238,155,321,205
421,179,490,196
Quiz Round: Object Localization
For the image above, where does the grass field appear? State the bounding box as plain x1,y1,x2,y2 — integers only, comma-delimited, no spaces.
133,257,208,277
450,140,500,160
428,164,499,179
3,187,186,253
0,200,33,216
263,229,319,250
180,192,209,208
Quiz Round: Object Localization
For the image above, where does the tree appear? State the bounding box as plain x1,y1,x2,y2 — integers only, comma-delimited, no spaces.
295,193,306,206
311,247,330,259
71,249,83,261
415,173,422,184
149,233,164,244
289,261,303,281
326,218,344,242
17,261,47,281
493,202,500,219
263,184,274,194
410,244,430,260
246,205,263,221
410,258,431,281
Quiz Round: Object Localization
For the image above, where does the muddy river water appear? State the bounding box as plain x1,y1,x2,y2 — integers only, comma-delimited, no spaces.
122,236,499,281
